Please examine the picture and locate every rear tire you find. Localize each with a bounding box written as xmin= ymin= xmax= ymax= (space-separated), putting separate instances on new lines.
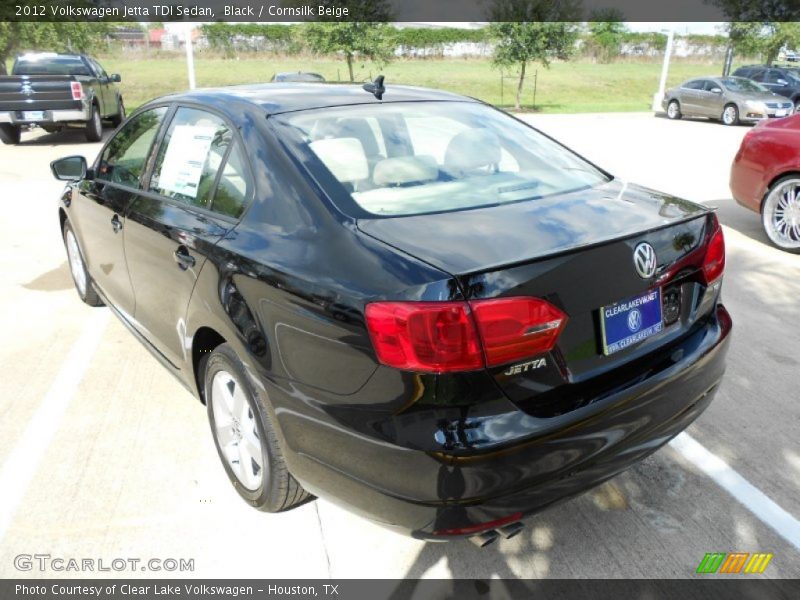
xmin=110 ymin=97 xmax=125 ymax=128
xmin=722 ymin=104 xmax=739 ymax=126
xmin=666 ymin=100 xmax=682 ymax=120
xmin=85 ymin=104 xmax=102 ymax=142
xmin=62 ymin=220 xmax=104 ymax=306
xmin=205 ymin=343 xmax=313 ymax=512
xmin=0 ymin=124 xmax=21 ymax=145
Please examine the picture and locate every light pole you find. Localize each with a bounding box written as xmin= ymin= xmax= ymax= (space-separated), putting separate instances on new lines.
xmin=652 ymin=28 xmax=675 ymax=112
xmin=184 ymin=24 xmax=196 ymax=90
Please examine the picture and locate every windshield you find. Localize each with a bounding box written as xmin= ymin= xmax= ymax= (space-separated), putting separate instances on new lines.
xmin=277 ymin=101 xmax=609 ymax=217
xmin=13 ymin=56 xmax=91 ymax=76
xmin=721 ymin=77 xmax=768 ymax=93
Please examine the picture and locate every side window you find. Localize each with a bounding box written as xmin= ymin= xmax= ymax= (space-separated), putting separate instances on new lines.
xmin=703 ymin=80 xmax=720 ymax=92
xmin=91 ymin=59 xmax=108 ymax=80
xmin=682 ymin=80 xmax=704 ymax=90
xmin=150 ymin=108 xmax=233 ymax=209
xmin=97 ymin=107 xmax=167 ymax=188
xmin=750 ymin=69 xmax=766 ymax=82
xmin=210 ymin=142 xmax=251 ymax=218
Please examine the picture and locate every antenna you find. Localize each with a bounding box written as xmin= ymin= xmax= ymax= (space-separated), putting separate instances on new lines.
xmin=363 ymin=75 xmax=386 ymax=100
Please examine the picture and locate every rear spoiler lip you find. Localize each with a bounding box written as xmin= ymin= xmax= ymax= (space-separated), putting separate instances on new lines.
xmin=452 ymin=209 xmax=715 ymax=279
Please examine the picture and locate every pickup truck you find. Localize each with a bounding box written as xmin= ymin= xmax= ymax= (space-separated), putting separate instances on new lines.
xmin=0 ymin=53 xmax=125 ymax=144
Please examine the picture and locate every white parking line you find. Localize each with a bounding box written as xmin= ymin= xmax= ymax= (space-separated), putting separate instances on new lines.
xmin=0 ymin=311 xmax=109 ymax=543
xmin=670 ymin=432 xmax=800 ymax=551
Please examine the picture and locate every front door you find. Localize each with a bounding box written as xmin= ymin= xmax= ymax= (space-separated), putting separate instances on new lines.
xmin=123 ymin=106 xmax=252 ymax=367
xmin=70 ymin=106 xmax=168 ymax=317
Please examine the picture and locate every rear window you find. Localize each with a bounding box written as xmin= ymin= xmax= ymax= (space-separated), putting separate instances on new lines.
xmin=13 ymin=56 xmax=91 ymax=76
xmin=277 ymin=102 xmax=609 ymax=217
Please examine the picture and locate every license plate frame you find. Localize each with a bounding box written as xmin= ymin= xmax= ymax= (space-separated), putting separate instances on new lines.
xmin=22 ymin=111 xmax=45 ymax=121
xmin=600 ymin=288 xmax=664 ymax=356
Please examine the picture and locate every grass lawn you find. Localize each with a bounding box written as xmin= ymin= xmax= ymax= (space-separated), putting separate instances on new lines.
xmin=97 ymin=54 xmax=731 ymax=113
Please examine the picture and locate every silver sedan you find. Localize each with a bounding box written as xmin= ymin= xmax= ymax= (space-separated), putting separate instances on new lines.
xmin=663 ymin=76 xmax=793 ymax=125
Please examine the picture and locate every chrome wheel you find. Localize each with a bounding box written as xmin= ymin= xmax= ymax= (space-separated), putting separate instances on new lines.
xmin=722 ymin=105 xmax=738 ymax=125
xmin=210 ymin=370 xmax=264 ymax=491
xmin=763 ymin=179 xmax=800 ymax=250
xmin=667 ymin=100 xmax=680 ymax=119
xmin=65 ymin=229 xmax=87 ymax=297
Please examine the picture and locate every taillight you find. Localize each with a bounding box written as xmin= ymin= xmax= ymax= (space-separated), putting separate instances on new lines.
xmin=365 ymin=302 xmax=483 ymax=372
xmin=703 ymin=215 xmax=725 ymax=284
xmin=70 ymin=82 xmax=83 ymax=101
xmin=470 ymin=297 xmax=567 ymax=367
xmin=365 ymin=297 xmax=566 ymax=373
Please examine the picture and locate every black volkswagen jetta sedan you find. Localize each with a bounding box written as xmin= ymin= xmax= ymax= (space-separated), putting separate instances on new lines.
xmin=51 ymin=82 xmax=731 ymax=546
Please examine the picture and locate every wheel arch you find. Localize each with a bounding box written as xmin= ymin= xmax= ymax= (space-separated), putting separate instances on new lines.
xmin=761 ymin=171 xmax=800 ymax=213
xmin=191 ymin=326 xmax=227 ymax=404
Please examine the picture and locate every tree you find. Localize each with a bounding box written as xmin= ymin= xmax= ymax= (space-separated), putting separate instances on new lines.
xmin=304 ymin=22 xmax=395 ymax=82
xmin=297 ymin=0 xmax=394 ymax=82
xmin=587 ymin=9 xmax=627 ymax=63
xmin=488 ymin=0 xmax=581 ymax=110
xmin=0 ymin=23 xmax=109 ymax=75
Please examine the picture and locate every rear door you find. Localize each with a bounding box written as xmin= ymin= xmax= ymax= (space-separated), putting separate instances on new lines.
xmin=123 ymin=105 xmax=253 ymax=367
xmin=71 ymin=106 xmax=169 ymax=317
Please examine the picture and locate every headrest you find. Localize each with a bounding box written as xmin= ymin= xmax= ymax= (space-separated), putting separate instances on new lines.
xmin=373 ymin=156 xmax=438 ymax=186
xmin=309 ymin=137 xmax=369 ymax=183
xmin=444 ymin=128 xmax=502 ymax=174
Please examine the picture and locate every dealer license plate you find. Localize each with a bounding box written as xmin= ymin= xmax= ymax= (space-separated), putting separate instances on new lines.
xmin=22 ymin=111 xmax=45 ymax=121
xmin=600 ymin=288 xmax=663 ymax=355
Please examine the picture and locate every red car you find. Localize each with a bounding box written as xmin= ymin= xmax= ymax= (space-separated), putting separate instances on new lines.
xmin=731 ymin=115 xmax=800 ymax=252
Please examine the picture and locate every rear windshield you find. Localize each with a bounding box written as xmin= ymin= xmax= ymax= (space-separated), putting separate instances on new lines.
xmin=276 ymin=101 xmax=609 ymax=217
xmin=13 ymin=56 xmax=91 ymax=76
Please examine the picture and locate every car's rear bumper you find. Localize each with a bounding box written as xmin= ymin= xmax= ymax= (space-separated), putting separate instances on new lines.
xmin=272 ymin=303 xmax=731 ymax=539
xmin=0 ymin=108 xmax=90 ymax=125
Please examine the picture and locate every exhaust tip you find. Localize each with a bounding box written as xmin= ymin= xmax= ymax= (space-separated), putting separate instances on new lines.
xmin=497 ymin=521 xmax=524 ymax=540
xmin=469 ymin=530 xmax=499 ymax=548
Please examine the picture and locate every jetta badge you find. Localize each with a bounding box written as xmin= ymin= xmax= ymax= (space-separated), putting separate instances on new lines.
xmin=633 ymin=242 xmax=657 ymax=279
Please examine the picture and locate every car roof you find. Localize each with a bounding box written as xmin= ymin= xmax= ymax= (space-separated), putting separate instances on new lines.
xmin=16 ymin=52 xmax=85 ymax=61
xmin=149 ymin=83 xmax=478 ymax=116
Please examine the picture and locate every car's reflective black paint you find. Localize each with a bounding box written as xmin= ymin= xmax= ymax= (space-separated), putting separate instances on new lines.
xmin=57 ymin=84 xmax=731 ymax=539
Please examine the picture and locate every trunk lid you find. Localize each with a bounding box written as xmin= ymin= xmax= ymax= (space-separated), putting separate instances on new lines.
xmin=358 ymin=180 xmax=717 ymax=416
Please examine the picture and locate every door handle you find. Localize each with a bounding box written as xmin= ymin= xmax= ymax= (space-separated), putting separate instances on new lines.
xmin=111 ymin=214 xmax=122 ymax=233
xmin=173 ymin=245 xmax=196 ymax=270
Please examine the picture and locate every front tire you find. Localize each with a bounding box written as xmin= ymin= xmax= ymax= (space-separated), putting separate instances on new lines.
xmin=62 ymin=220 xmax=104 ymax=306
xmin=666 ymin=100 xmax=682 ymax=120
xmin=85 ymin=104 xmax=102 ymax=142
xmin=205 ymin=344 xmax=312 ymax=512
xmin=0 ymin=124 xmax=21 ymax=145
xmin=722 ymin=104 xmax=739 ymax=126
xmin=761 ymin=176 xmax=800 ymax=253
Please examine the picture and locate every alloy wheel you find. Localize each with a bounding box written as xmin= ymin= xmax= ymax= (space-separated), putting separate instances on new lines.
xmin=723 ymin=105 xmax=738 ymax=125
xmin=667 ymin=101 xmax=679 ymax=119
xmin=210 ymin=370 xmax=265 ymax=491
xmin=763 ymin=179 xmax=800 ymax=250
xmin=65 ymin=229 xmax=87 ymax=297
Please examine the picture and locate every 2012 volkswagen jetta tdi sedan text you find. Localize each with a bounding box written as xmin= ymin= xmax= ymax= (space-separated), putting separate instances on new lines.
xmin=51 ymin=82 xmax=731 ymax=545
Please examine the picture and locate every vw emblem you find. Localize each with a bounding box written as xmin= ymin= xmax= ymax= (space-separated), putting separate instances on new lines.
xmin=633 ymin=242 xmax=657 ymax=279
xmin=627 ymin=309 xmax=642 ymax=332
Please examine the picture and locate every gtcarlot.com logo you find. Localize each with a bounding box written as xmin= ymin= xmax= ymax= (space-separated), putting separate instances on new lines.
xmin=696 ymin=552 xmax=773 ymax=574
xmin=14 ymin=554 xmax=194 ymax=573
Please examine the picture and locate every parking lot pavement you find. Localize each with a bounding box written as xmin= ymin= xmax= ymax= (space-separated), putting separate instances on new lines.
xmin=0 ymin=115 xmax=798 ymax=580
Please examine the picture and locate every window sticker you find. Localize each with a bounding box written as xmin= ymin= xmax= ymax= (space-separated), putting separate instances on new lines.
xmin=157 ymin=125 xmax=217 ymax=198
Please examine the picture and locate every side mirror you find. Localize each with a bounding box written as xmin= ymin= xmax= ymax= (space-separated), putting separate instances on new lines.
xmin=777 ymin=79 xmax=788 ymax=86
xmin=51 ymin=156 xmax=88 ymax=181
xmin=110 ymin=74 xmax=121 ymax=83
xmin=710 ymin=87 xmax=723 ymax=94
